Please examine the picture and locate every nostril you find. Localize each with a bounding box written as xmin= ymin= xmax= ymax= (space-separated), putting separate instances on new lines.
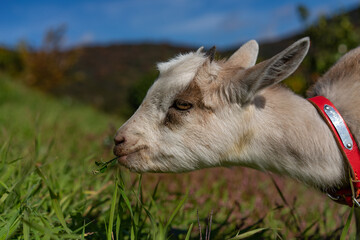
xmin=114 ymin=135 xmax=126 ymax=145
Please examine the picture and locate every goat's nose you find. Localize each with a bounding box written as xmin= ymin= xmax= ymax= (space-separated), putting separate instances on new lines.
xmin=114 ymin=135 xmax=126 ymax=146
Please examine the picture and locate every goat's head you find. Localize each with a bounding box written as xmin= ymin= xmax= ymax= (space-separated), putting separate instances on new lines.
xmin=113 ymin=38 xmax=310 ymax=173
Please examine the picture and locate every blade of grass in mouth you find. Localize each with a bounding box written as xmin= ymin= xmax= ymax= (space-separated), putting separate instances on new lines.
xmin=93 ymin=156 xmax=119 ymax=174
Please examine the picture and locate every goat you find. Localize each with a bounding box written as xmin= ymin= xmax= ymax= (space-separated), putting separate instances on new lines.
xmin=113 ymin=37 xmax=360 ymax=236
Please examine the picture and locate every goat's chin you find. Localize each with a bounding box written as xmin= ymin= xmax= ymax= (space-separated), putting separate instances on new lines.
xmin=117 ymin=151 xmax=146 ymax=173
xmin=117 ymin=154 xmax=189 ymax=173
xmin=117 ymin=150 xmax=166 ymax=173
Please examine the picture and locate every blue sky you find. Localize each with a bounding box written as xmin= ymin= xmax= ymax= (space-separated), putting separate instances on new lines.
xmin=1 ymin=0 xmax=359 ymax=49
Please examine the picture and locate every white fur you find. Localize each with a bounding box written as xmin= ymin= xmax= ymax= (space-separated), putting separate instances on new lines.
xmin=114 ymin=38 xmax=352 ymax=192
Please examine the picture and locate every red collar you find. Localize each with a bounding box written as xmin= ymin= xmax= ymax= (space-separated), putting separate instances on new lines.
xmin=308 ymin=96 xmax=360 ymax=207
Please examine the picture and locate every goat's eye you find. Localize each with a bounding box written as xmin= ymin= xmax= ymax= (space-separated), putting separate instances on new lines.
xmin=173 ymin=100 xmax=192 ymax=111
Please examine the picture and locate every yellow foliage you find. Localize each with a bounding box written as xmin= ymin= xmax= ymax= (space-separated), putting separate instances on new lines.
xmin=19 ymin=25 xmax=80 ymax=90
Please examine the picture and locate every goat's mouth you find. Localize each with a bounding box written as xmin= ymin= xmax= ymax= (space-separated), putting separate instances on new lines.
xmin=113 ymin=145 xmax=148 ymax=167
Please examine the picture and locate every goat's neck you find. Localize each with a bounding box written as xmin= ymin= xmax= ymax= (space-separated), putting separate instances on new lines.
xmin=228 ymin=87 xmax=347 ymax=191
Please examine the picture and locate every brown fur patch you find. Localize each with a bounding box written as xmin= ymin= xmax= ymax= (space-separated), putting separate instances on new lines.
xmin=176 ymin=80 xmax=212 ymax=111
xmin=163 ymin=108 xmax=188 ymax=129
xmin=163 ymin=70 xmax=214 ymax=129
xmin=234 ymin=130 xmax=254 ymax=155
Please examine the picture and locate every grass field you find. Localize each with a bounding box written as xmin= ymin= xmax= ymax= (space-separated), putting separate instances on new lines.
xmin=0 ymin=75 xmax=356 ymax=239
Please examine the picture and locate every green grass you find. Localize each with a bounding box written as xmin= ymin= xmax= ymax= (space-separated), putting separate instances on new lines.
xmin=0 ymin=75 xmax=357 ymax=239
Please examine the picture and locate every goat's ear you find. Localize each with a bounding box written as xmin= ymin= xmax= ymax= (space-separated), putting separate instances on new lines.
xmin=239 ymin=37 xmax=310 ymax=102
xmin=227 ymin=40 xmax=259 ymax=68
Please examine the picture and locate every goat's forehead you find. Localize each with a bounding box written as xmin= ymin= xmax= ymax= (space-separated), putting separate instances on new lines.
xmin=157 ymin=51 xmax=207 ymax=76
xmin=145 ymin=52 xmax=207 ymax=109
